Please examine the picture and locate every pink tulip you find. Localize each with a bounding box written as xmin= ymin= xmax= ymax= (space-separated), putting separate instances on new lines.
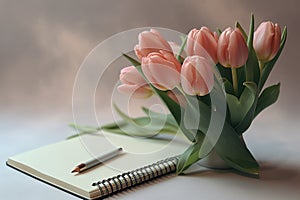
xmin=217 ymin=27 xmax=248 ymax=68
xmin=253 ymin=21 xmax=281 ymax=62
xmin=187 ymin=27 xmax=219 ymax=64
xmin=134 ymin=29 xmax=173 ymax=60
xmin=118 ymin=66 xmax=153 ymax=98
xmin=181 ymin=56 xmax=214 ymax=96
xmin=142 ymin=50 xmax=181 ymax=91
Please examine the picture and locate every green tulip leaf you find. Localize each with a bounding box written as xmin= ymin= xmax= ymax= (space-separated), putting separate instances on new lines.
xmin=226 ymin=82 xmax=258 ymax=127
xmin=113 ymin=103 xmax=178 ymax=137
xmin=214 ymin=122 xmax=259 ymax=176
xmin=142 ymin=107 xmax=178 ymax=128
xmin=223 ymin=78 xmax=234 ymax=95
xmin=122 ymin=53 xmax=141 ymax=67
xmin=233 ymin=82 xmax=258 ymax=134
xmin=176 ymin=36 xmax=187 ymax=62
xmin=177 ymin=134 xmax=205 ymax=174
xmin=102 ymin=119 xmax=178 ymax=137
xmin=67 ymin=124 xmax=102 ymax=139
xmin=156 ymin=89 xmax=199 ymax=142
xmin=258 ymin=26 xmax=287 ymax=91
xmin=245 ymin=14 xmax=260 ymax=85
xmin=217 ymin=63 xmax=232 ymax=83
xmin=237 ymin=67 xmax=246 ymax=96
xmin=100 ymin=121 xmax=127 ymax=129
xmin=69 ymin=123 xmax=101 ymax=133
xmin=234 ymin=100 xmax=257 ymax=134
xmin=68 ymin=106 xmax=179 ymax=139
xmin=255 ymin=83 xmax=280 ymax=117
xmin=236 ymin=21 xmax=248 ymax=41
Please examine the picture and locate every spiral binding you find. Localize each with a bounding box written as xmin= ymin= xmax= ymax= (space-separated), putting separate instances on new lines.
xmin=92 ymin=156 xmax=178 ymax=197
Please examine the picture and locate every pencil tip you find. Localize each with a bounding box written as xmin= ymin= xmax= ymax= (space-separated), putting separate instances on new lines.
xmin=118 ymin=147 xmax=123 ymax=151
xmin=71 ymin=167 xmax=80 ymax=173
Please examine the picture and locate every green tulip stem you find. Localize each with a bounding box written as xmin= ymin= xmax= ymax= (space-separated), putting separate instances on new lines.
xmin=175 ymin=85 xmax=185 ymax=97
xmin=259 ymin=60 xmax=265 ymax=77
xmin=231 ymin=67 xmax=238 ymax=96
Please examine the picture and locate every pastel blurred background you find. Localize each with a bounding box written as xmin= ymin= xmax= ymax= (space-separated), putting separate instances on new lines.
xmin=1 ymin=0 xmax=299 ymax=199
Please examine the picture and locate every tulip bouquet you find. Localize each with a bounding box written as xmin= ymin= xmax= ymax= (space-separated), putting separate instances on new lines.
xmin=71 ymin=15 xmax=287 ymax=177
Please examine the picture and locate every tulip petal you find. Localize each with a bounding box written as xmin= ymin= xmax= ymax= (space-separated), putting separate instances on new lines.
xmin=120 ymin=66 xmax=146 ymax=85
xmin=142 ymin=51 xmax=181 ymax=91
xmin=136 ymin=29 xmax=173 ymax=59
xmin=117 ymin=84 xmax=152 ymax=99
xmin=118 ymin=65 xmax=152 ymax=98
xmin=148 ymin=62 xmax=180 ymax=90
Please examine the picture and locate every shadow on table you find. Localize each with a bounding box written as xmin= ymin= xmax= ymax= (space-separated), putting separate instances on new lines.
xmin=259 ymin=161 xmax=300 ymax=181
xmin=185 ymin=160 xmax=300 ymax=192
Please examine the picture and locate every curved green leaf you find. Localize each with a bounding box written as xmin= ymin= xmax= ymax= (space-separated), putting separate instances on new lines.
xmin=234 ymin=82 xmax=259 ymax=134
xmin=255 ymin=83 xmax=280 ymax=117
xmin=226 ymin=82 xmax=258 ymax=127
xmin=155 ymin=89 xmax=197 ymax=142
xmin=113 ymin=103 xmax=178 ymax=137
xmin=234 ymin=101 xmax=257 ymax=134
xmin=223 ymin=78 xmax=234 ymax=95
xmin=177 ymin=134 xmax=205 ymax=174
xmin=215 ymin=122 xmax=259 ymax=176
xmin=142 ymin=107 xmax=178 ymax=128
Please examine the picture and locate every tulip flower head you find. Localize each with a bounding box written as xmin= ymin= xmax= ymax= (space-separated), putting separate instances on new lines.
xmin=187 ymin=27 xmax=219 ymax=64
xmin=134 ymin=29 xmax=173 ymax=60
xmin=118 ymin=66 xmax=153 ymax=98
xmin=142 ymin=50 xmax=181 ymax=91
xmin=253 ymin=21 xmax=281 ymax=62
xmin=217 ymin=27 xmax=248 ymax=68
xmin=181 ymin=56 xmax=214 ymax=96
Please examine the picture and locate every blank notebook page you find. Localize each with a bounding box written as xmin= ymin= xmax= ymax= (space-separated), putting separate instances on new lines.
xmin=7 ymin=133 xmax=189 ymax=199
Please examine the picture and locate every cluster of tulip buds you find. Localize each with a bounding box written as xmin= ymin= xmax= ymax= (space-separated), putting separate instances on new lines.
xmin=118 ymin=20 xmax=282 ymax=100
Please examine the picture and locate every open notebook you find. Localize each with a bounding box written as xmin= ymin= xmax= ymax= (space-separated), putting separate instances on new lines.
xmin=7 ymin=133 xmax=189 ymax=199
